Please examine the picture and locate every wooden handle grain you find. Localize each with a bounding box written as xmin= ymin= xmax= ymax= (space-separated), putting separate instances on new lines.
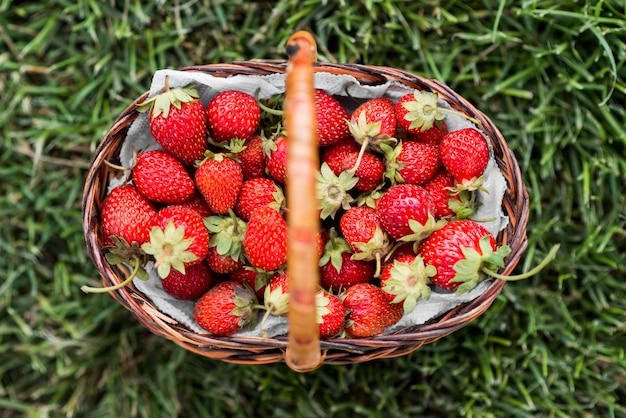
xmin=283 ymin=31 xmax=323 ymax=372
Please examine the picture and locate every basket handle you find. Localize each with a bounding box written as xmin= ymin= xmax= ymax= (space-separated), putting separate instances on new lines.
xmin=283 ymin=31 xmax=323 ymax=372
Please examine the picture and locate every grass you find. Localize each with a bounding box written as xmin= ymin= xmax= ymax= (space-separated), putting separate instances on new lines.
xmin=1 ymin=0 xmax=625 ymax=416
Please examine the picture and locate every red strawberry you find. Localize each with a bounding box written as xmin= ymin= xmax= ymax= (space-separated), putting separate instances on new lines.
xmin=161 ymin=261 xmax=213 ymax=300
xmin=316 ymin=291 xmax=345 ymax=338
xmin=376 ymin=184 xmax=437 ymax=240
xmin=234 ymin=177 xmax=284 ymax=221
xmin=264 ymin=135 xmax=288 ymax=183
xmin=194 ymin=281 xmax=258 ymax=336
xmin=138 ymin=81 xmax=207 ymax=166
xmin=237 ymin=134 xmax=267 ymax=180
xmin=315 ymin=89 xmax=351 ymax=146
xmin=348 ymin=97 xmax=397 ymax=153
xmin=195 ymin=153 xmax=243 ymax=214
xmin=132 ymin=150 xmax=195 ymax=204
xmin=380 ymin=254 xmax=435 ymax=313
xmin=319 ymin=234 xmax=374 ymax=291
xmin=206 ymin=90 xmax=261 ymax=142
xmin=342 ymin=283 xmax=403 ymax=338
xmin=383 ymin=141 xmax=441 ymax=186
xmin=142 ymin=205 xmax=210 ymax=278
xmin=179 ymin=192 xmax=214 ymax=218
xmin=206 ymin=246 xmax=243 ymax=274
xmin=321 ymin=252 xmax=375 ymax=291
xmin=407 ymin=120 xmax=448 ymax=145
xmin=417 ymin=220 xmax=508 ymax=293
xmin=339 ymin=206 xmax=392 ymax=277
xmin=339 ymin=151 xmax=384 ymax=192
xmin=440 ymin=128 xmax=490 ymax=191
xmin=321 ymin=139 xmax=360 ymax=173
xmin=243 ymin=206 xmax=287 ymax=271
xmin=423 ymin=169 xmax=473 ymax=219
xmin=100 ymin=184 xmax=157 ymax=247
xmin=384 ymin=242 xmax=417 ymax=266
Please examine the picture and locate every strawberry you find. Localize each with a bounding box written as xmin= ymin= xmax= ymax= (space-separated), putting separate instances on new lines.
xmin=194 ymin=281 xmax=258 ymax=336
xmin=234 ymin=177 xmax=284 ymax=221
xmin=237 ymin=134 xmax=267 ymax=180
xmin=137 ymin=80 xmax=207 ymax=166
xmin=376 ymin=184 xmax=437 ymax=241
xmin=440 ymin=128 xmax=490 ymax=191
xmin=407 ymin=120 xmax=448 ymax=145
xmin=319 ymin=233 xmax=374 ymax=291
xmin=339 ymin=206 xmax=392 ymax=277
xmin=342 ymin=283 xmax=403 ymax=338
xmin=100 ymin=184 xmax=157 ymax=247
xmin=314 ymin=89 xmax=351 ymax=146
xmin=423 ymin=169 xmax=474 ymax=219
xmin=417 ymin=220 xmax=507 ymax=293
xmin=243 ymin=206 xmax=287 ymax=271
xmin=380 ymin=254 xmax=435 ymax=313
xmin=321 ymin=139 xmax=360 ymax=173
xmin=316 ymin=291 xmax=345 ymax=338
xmin=206 ymin=90 xmax=261 ymax=142
xmin=339 ymin=150 xmax=385 ymax=192
xmin=382 ymin=141 xmax=441 ymax=186
xmin=264 ymin=135 xmax=288 ymax=183
xmin=205 ymin=246 xmax=243 ymax=274
xmin=132 ymin=150 xmax=195 ymax=204
xmin=161 ymin=261 xmax=213 ymax=300
xmin=195 ymin=153 xmax=243 ymax=214
xmin=141 ymin=205 xmax=210 ymax=278
xmin=179 ymin=192 xmax=214 ymax=218
xmin=348 ymin=97 xmax=397 ymax=153
xmin=384 ymin=242 xmax=417 ymax=266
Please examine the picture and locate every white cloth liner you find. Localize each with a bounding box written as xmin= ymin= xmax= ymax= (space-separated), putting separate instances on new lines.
xmin=113 ymin=69 xmax=510 ymax=338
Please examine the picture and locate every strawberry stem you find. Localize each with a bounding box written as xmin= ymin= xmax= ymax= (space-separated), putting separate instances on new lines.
xmin=435 ymin=106 xmax=481 ymax=125
xmin=81 ymin=258 xmax=141 ymax=293
xmin=254 ymin=88 xmax=284 ymax=116
xmin=481 ymin=244 xmax=560 ymax=281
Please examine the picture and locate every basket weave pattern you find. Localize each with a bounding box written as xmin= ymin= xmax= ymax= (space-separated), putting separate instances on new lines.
xmin=83 ymin=61 xmax=529 ymax=365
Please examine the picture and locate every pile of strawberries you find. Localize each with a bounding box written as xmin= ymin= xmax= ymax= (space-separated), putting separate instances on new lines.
xmin=90 ymin=76 xmax=516 ymax=339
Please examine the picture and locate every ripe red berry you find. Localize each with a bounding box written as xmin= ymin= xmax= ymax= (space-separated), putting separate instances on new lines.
xmin=206 ymin=90 xmax=261 ymax=142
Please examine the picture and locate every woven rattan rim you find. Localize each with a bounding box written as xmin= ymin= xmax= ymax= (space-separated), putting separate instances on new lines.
xmin=82 ymin=61 xmax=529 ymax=365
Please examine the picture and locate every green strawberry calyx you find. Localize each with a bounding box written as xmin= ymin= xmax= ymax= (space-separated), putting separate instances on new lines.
xmin=399 ymin=215 xmax=448 ymax=249
xmin=348 ymin=111 xmax=398 ymax=154
xmin=315 ymin=291 xmax=332 ymax=325
xmin=137 ymin=76 xmax=200 ymax=119
xmin=351 ymin=226 xmax=393 ymax=278
xmin=316 ymin=162 xmax=358 ymax=220
xmin=452 ymin=237 xmax=560 ymax=295
xmin=379 ymin=142 xmax=406 ymax=185
xmin=204 ymin=211 xmax=247 ymax=263
xmin=81 ymin=236 xmax=150 ymax=294
xmin=402 ymin=90 xmax=480 ymax=131
xmin=141 ymin=221 xmax=198 ymax=279
xmin=231 ymin=284 xmax=259 ymax=330
xmin=318 ymin=229 xmax=352 ymax=272
xmin=382 ymin=256 xmax=436 ymax=313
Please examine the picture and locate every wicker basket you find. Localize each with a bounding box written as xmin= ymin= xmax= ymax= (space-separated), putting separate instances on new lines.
xmin=83 ymin=43 xmax=529 ymax=369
